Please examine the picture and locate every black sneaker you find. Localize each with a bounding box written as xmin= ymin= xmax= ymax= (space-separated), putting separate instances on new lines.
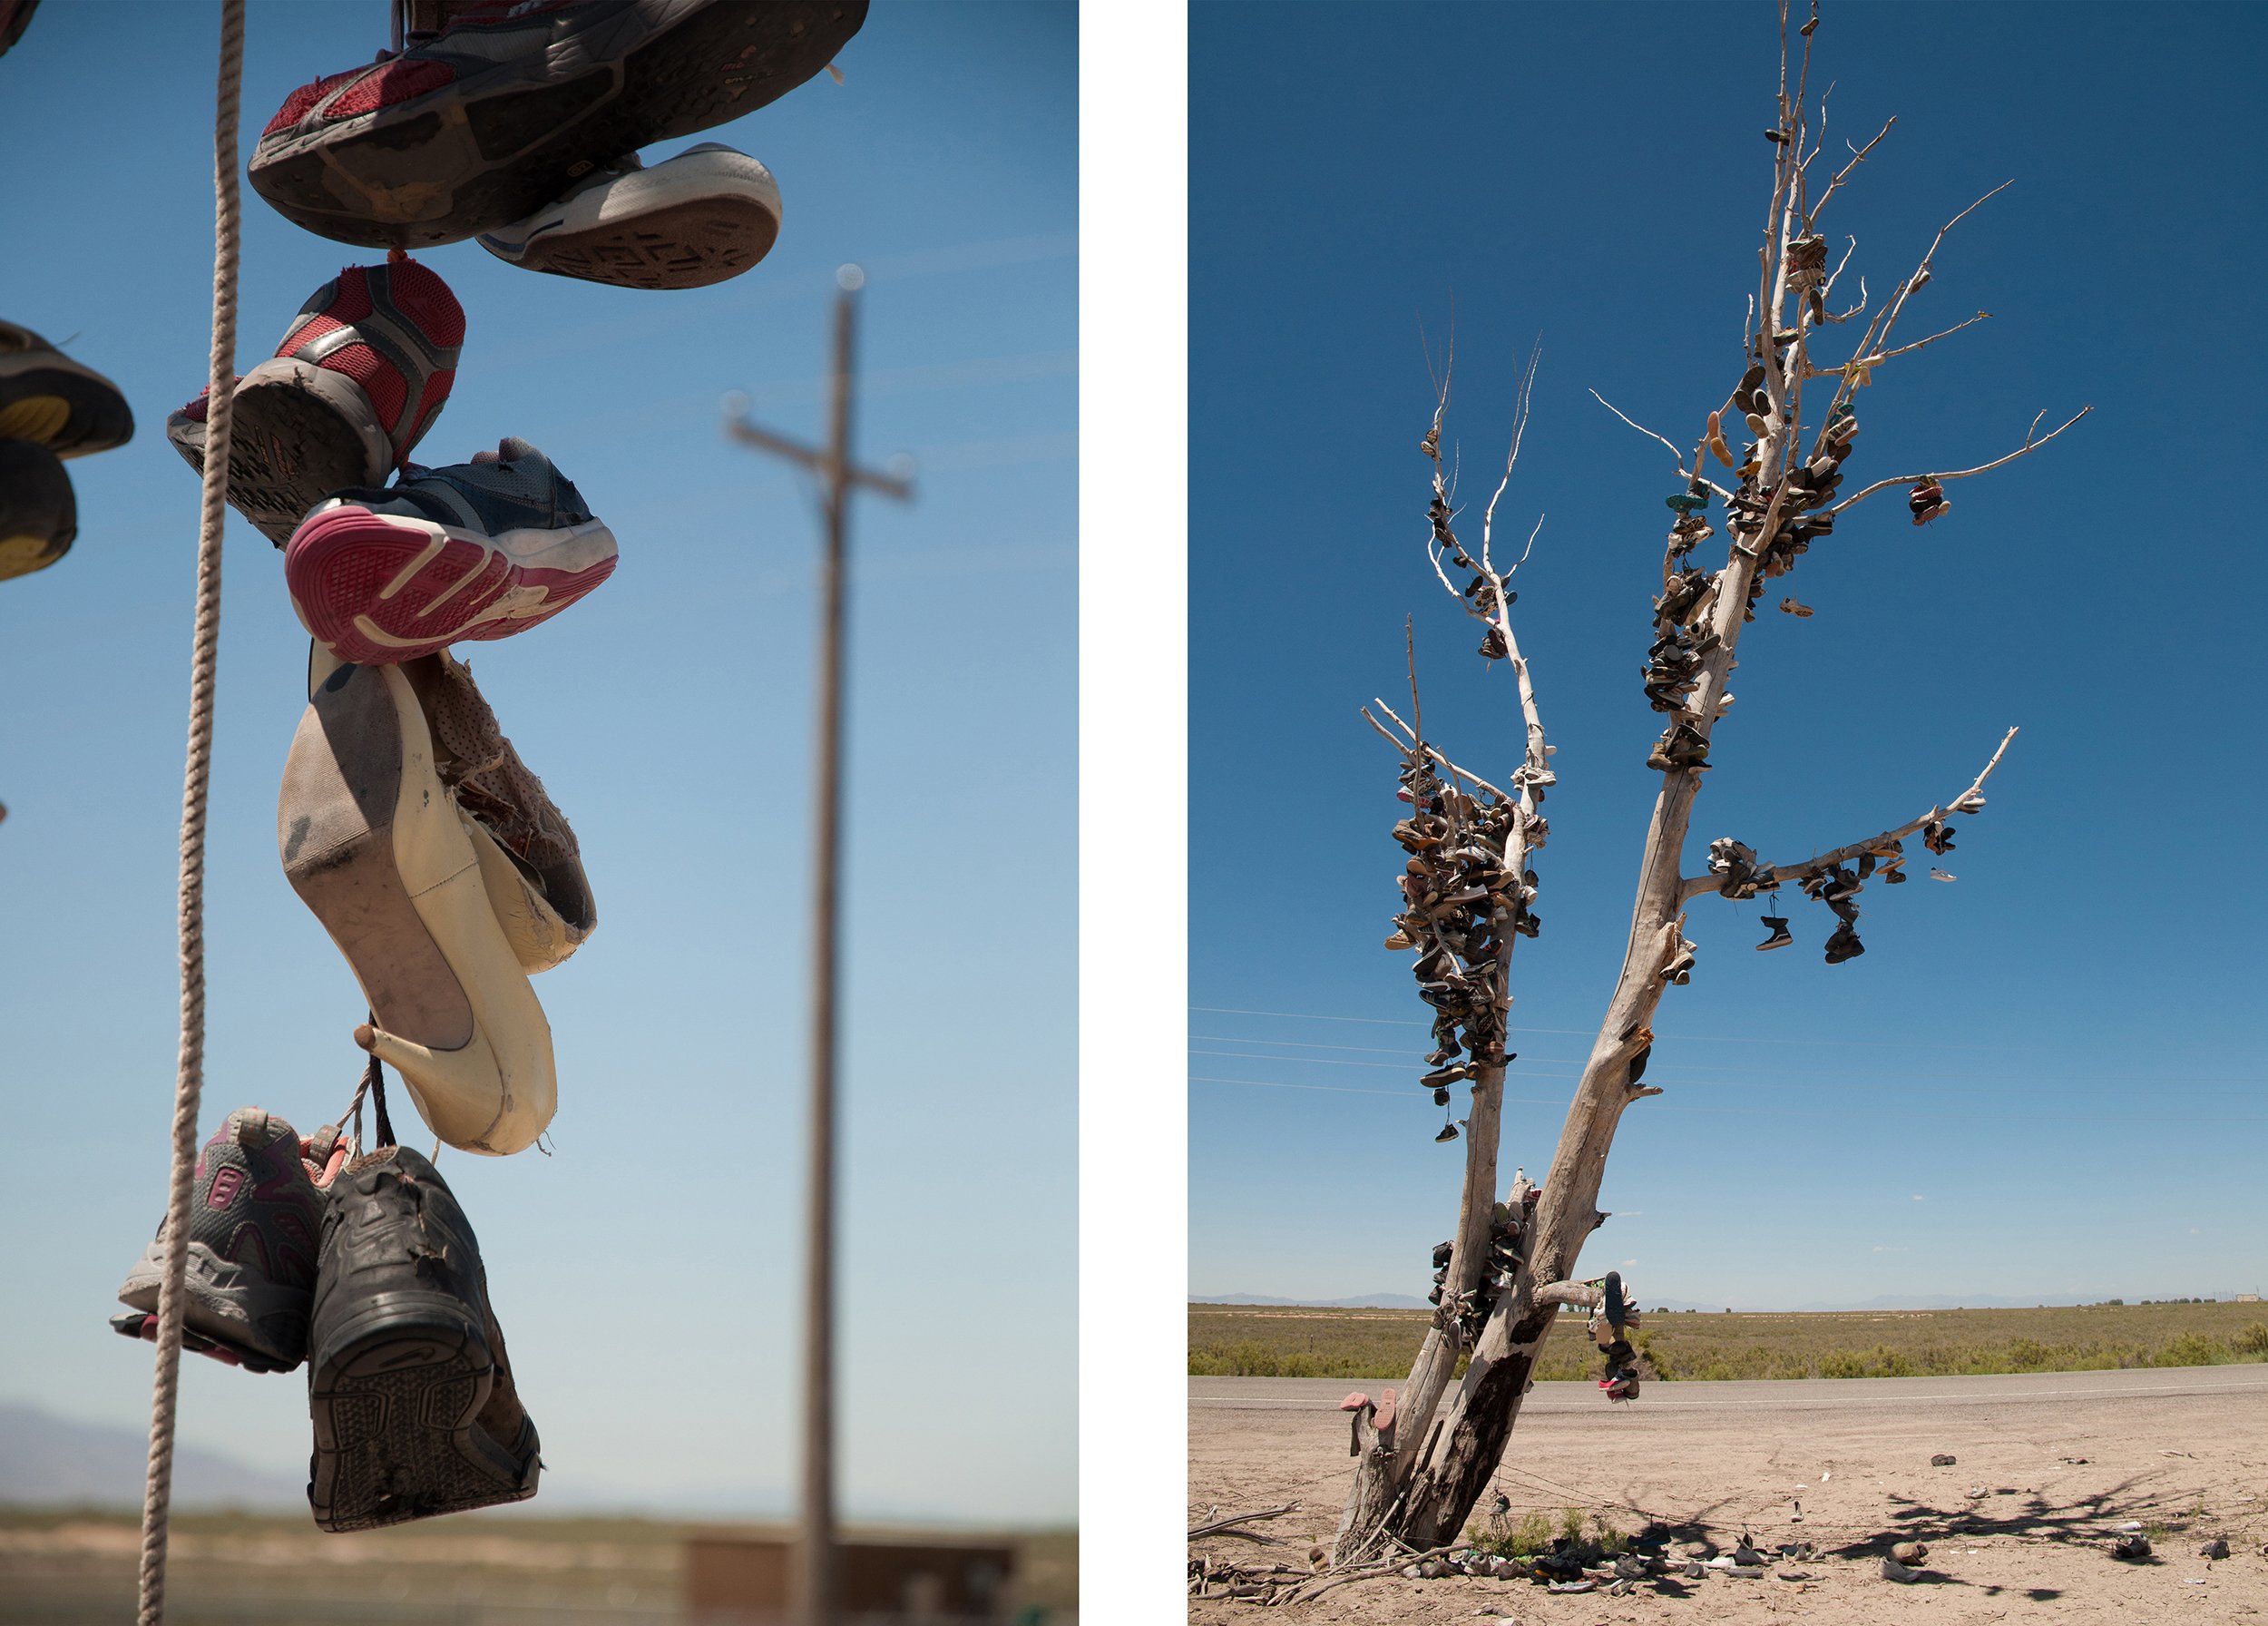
xmin=1755 ymin=916 xmax=1793 ymax=951
xmin=0 ymin=437 xmax=75 ymax=582
xmin=112 ymin=1107 xmax=333 ymax=1373
xmin=0 ymin=319 xmax=133 ymax=459
xmin=251 ymin=0 xmax=866 ymax=250
xmin=306 ymin=1145 xmax=539 ymax=1531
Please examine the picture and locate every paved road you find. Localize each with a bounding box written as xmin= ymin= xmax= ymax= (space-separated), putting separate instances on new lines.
xmin=1193 ymin=1365 xmax=2268 ymax=1415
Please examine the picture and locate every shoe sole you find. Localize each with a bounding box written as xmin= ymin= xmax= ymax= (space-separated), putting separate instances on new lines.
xmin=116 ymin=1239 xmax=310 ymax=1371
xmin=251 ymin=0 xmax=863 ymax=250
xmin=481 ymin=145 xmax=782 ymax=289
xmin=0 ymin=436 xmax=75 ymax=581
xmin=167 ymin=361 xmax=392 ymax=547
xmin=0 ymin=353 xmax=134 ymax=459
xmin=307 ymin=1288 xmax=538 ymax=1532
xmin=500 ymin=190 xmax=781 ymax=289
xmin=287 ymin=504 xmax=617 ymax=665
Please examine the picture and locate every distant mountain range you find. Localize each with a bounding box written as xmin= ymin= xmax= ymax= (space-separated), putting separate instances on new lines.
xmin=0 ymin=1402 xmax=302 ymax=1509
xmin=1197 ymin=1292 xmax=2198 ymax=1313
xmin=1194 ymin=1293 xmax=1430 ymax=1309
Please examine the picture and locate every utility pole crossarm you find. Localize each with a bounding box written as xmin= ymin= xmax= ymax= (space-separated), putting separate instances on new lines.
xmin=724 ymin=416 xmax=914 ymax=500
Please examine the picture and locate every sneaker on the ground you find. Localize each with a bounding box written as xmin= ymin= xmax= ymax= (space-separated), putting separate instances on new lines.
xmin=477 ymin=142 xmax=782 ymax=289
xmin=250 ymin=0 xmax=864 ymax=249
xmin=110 ymin=1108 xmax=338 ymax=1374
xmin=280 ymin=658 xmax=556 ymax=1155
xmin=167 ymin=260 xmax=464 ymax=546
xmin=308 ymin=1143 xmax=539 ymax=1531
xmin=0 ymin=320 xmax=133 ymax=459
xmin=0 ymin=437 xmax=75 ymax=582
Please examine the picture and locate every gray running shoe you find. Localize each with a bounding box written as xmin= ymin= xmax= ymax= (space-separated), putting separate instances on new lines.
xmin=112 ymin=1108 xmax=333 ymax=1374
xmin=478 ymin=142 xmax=783 ymax=289
xmin=307 ymin=1145 xmax=540 ymax=1531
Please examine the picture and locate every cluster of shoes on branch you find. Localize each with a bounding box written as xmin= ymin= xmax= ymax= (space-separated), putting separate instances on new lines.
xmin=1424 ymin=1189 xmax=1536 ymax=1341
xmin=1699 ymin=809 xmax=1971 ymax=965
xmin=1386 ymin=751 xmax=1533 ymax=1141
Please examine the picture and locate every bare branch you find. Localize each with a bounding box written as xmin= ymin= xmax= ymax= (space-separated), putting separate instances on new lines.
xmin=1588 ymin=387 xmax=1687 ymax=468
xmin=1481 ymin=346 xmax=1541 ymax=573
xmin=1806 ymin=113 xmax=1896 ymax=228
xmin=1822 ymin=405 xmax=2091 ymax=518
xmin=1855 ymin=179 xmax=2014 ymax=367
xmin=1811 ymin=311 xmax=1992 ymax=384
xmin=1679 ymin=727 xmax=2019 ymax=901
xmin=1364 ymin=701 xmax=1510 ymax=803
xmin=1535 ymin=1279 xmax=1603 ymax=1309
xmin=1191 ymin=1503 xmax=1300 ymax=1542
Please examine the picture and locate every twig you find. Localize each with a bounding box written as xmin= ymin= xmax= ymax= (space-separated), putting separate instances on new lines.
xmin=1481 ymin=346 xmax=1541 ymax=573
xmin=1822 ymin=406 xmax=2090 ymax=518
xmin=1811 ymin=311 xmax=1992 ymax=383
xmin=1189 ymin=1502 xmax=1301 ymax=1541
xmin=1679 ymin=726 xmax=2019 ymax=900
xmin=1806 ymin=113 xmax=1896 ymax=228
xmin=1588 ymin=388 xmax=1689 ymax=469
xmin=1364 ymin=701 xmax=1510 ymax=802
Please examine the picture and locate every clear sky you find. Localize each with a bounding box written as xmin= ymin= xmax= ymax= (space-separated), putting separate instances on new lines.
xmin=1190 ymin=3 xmax=2265 ymax=1311
xmin=0 ymin=0 xmax=1074 ymax=1523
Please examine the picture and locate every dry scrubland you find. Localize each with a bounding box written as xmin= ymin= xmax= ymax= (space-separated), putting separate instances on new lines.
xmin=0 ymin=1509 xmax=1077 ymax=1624
xmin=1189 ymin=1300 xmax=2268 ymax=1381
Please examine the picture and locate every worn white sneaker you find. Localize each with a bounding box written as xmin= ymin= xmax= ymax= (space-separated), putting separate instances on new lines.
xmin=476 ymin=143 xmax=783 ymax=290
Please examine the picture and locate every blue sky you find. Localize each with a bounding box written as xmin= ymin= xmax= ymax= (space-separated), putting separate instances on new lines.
xmin=0 ymin=0 xmax=1073 ymax=1523
xmin=1190 ymin=3 xmax=2265 ymax=1311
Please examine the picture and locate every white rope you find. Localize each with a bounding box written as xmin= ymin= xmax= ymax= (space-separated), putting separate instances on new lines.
xmin=138 ymin=3 xmax=244 ymax=1620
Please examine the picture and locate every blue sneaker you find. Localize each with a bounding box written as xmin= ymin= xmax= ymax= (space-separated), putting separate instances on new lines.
xmin=284 ymin=436 xmax=617 ymax=665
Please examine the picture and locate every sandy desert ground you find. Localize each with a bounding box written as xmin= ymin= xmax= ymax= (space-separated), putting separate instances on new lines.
xmin=1190 ymin=1366 xmax=2268 ymax=1623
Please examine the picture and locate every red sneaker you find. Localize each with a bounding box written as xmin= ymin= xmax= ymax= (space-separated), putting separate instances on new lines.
xmin=167 ymin=260 xmax=464 ymax=545
xmin=286 ymin=436 xmax=617 ymax=666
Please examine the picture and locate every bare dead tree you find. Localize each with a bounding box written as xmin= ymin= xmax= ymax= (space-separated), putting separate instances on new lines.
xmin=1332 ymin=0 xmax=2085 ymax=1565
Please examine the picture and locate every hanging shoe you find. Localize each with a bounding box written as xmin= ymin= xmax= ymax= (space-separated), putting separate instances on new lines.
xmin=279 ymin=659 xmax=555 ymax=1155
xmin=109 ymin=1108 xmax=336 ymax=1374
xmin=1779 ymin=596 xmax=1813 ymax=618
xmin=285 ymin=437 xmax=617 ymax=666
xmin=1435 ymin=1121 xmax=1461 ymax=1143
xmin=1823 ymin=921 xmax=1864 ymax=964
xmin=396 ymin=650 xmax=596 ymax=973
xmin=0 ymin=319 xmax=132 ymax=459
xmin=0 ymin=437 xmax=75 ymax=582
xmin=1930 ymin=867 xmax=1957 ymax=882
xmin=307 ymin=1143 xmax=539 ymax=1530
xmin=1755 ymin=915 xmax=1792 ymax=951
xmin=0 ymin=0 xmax=38 ymax=58
xmin=168 ymin=261 xmax=465 ymax=546
xmin=477 ymin=143 xmax=782 ymax=289
xmin=1921 ymin=818 xmax=1956 ymax=856
xmin=250 ymin=0 xmax=865 ymax=250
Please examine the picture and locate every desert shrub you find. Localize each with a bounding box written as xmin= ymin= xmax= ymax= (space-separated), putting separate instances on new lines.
xmin=2232 ymin=1322 xmax=2268 ymax=1357
xmin=1820 ymin=1350 xmax=1866 ymax=1379
xmin=2154 ymin=1332 xmax=2225 ymax=1368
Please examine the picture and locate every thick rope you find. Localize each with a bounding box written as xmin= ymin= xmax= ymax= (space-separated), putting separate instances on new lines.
xmin=137 ymin=3 xmax=245 ymax=1621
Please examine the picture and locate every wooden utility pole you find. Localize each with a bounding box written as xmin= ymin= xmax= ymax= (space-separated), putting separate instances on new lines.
xmin=726 ymin=266 xmax=914 ymax=1626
